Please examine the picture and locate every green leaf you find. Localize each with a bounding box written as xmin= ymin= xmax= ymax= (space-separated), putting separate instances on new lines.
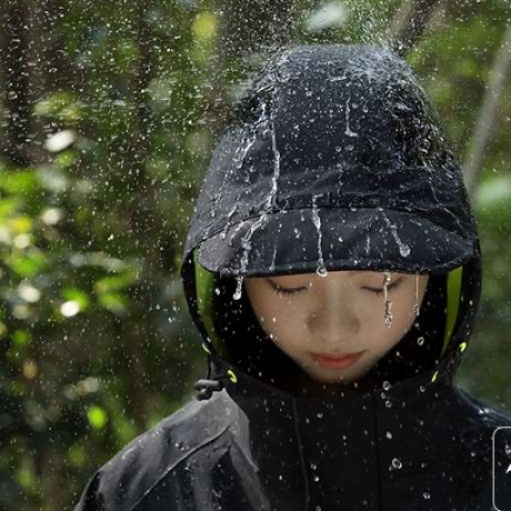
xmin=87 ymin=405 xmax=108 ymax=430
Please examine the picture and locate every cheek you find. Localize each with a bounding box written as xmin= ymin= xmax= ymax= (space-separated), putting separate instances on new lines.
xmin=253 ymin=299 xmax=307 ymax=342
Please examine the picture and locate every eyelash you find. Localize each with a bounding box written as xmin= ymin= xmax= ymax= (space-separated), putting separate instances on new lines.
xmin=269 ymin=279 xmax=403 ymax=296
xmin=269 ymin=281 xmax=307 ymax=295
xmin=365 ymin=279 xmax=402 ymax=295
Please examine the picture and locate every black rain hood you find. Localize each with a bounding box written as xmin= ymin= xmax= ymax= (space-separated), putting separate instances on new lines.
xmin=76 ymin=44 xmax=511 ymax=511
xmin=181 ymin=43 xmax=482 ymax=397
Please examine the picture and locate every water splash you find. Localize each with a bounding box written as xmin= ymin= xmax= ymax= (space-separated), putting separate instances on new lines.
xmin=268 ymin=117 xmax=281 ymax=210
xmin=220 ymin=206 xmax=239 ymax=240
xmin=381 ymin=212 xmax=410 ymax=257
xmin=235 ymin=131 xmax=257 ymax=169
xmin=233 ymin=214 xmax=269 ymax=300
xmin=312 ymin=196 xmax=327 ymax=277
xmin=382 ymin=271 xmax=393 ymax=327
xmin=233 ymin=101 xmax=280 ymax=301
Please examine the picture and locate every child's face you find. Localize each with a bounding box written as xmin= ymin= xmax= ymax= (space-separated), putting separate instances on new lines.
xmin=244 ymin=271 xmax=429 ymax=385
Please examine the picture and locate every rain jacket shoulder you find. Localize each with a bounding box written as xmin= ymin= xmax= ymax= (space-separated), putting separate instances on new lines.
xmin=75 ymin=44 xmax=511 ymax=511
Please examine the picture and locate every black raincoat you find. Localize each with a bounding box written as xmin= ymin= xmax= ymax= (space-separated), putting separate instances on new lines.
xmin=75 ymin=45 xmax=511 ymax=511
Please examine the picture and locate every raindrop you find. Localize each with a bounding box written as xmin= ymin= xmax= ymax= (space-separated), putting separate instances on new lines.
xmin=312 ymin=197 xmax=327 ymax=277
xmin=381 ymin=212 xmax=411 ymax=257
xmin=235 ymin=214 xmax=269 ymax=292
xmin=419 ymin=386 xmax=426 ymax=393
xmin=391 ymin=458 xmax=402 ymax=470
xmin=382 ymin=272 xmax=393 ymax=327
xmin=417 ymin=336 xmax=425 ymax=346
xmin=385 ymin=400 xmax=392 ymax=408
xmin=235 ymin=133 xmax=256 ymax=170
xmin=233 ymin=276 xmax=244 ymax=301
xmin=386 ymin=431 xmax=392 ymax=439
xmin=423 ymin=492 xmax=431 ymax=500
xmin=313 ymin=475 xmax=320 ymax=482
xmin=344 ymin=98 xmax=359 ymax=138
xmin=268 ymin=120 xmax=281 ymax=209
xmin=382 ymin=380 xmax=391 ymax=391
xmin=413 ymin=274 xmax=421 ymax=315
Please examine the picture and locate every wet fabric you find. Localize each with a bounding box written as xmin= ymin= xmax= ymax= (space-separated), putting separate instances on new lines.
xmin=75 ymin=44 xmax=511 ymax=511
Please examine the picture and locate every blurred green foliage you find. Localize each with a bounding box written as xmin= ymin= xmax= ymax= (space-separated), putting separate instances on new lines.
xmin=0 ymin=0 xmax=510 ymax=509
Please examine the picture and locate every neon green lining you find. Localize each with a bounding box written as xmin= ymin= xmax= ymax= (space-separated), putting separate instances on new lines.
xmin=193 ymin=250 xmax=218 ymax=347
xmin=440 ymin=266 xmax=463 ymax=358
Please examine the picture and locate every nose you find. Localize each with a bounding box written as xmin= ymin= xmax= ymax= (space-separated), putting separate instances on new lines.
xmin=307 ymin=299 xmax=360 ymax=347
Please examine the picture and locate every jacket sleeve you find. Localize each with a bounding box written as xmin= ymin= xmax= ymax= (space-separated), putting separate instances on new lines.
xmin=74 ymin=472 xmax=104 ymax=511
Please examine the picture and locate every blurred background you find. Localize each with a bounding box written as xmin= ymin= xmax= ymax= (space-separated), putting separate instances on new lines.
xmin=0 ymin=0 xmax=510 ymax=509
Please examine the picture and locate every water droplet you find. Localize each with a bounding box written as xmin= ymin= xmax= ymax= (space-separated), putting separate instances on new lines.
xmin=381 ymin=212 xmax=411 ymax=257
xmin=316 ymin=266 xmax=328 ymax=277
xmin=312 ymin=196 xmax=327 ymax=276
xmin=233 ymin=276 xmax=244 ymax=300
xmin=423 ymin=491 xmax=431 ymax=500
xmin=391 ymin=458 xmax=402 ymax=470
xmin=417 ymin=336 xmax=425 ymax=346
xmin=313 ymin=475 xmax=320 ymax=482
xmin=385 ymin=400 xmax=392 ymax=408
xmin=382 ymin=272 xmax=393 ymax=327
xmin=386 ymin=431 xmax=393 ymax=439
xmin=382 ymin=380 xmax=391 ymax=391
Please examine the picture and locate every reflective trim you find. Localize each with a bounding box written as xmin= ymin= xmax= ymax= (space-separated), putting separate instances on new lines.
xmin=201 ymin=342 xmax=212 ymax=354
xmin=227 ymin=369 xmax=238 ymax=383
xmin=440 ymin=267 xmax=463 ymax=358
xmin=459 ymin=342 xmax=468 ymax=353
xmin=431 ymin=370 xmax=439 ymax=383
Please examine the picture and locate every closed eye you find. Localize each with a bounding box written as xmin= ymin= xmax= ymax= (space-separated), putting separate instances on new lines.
xmin=363 ymin=278 xmax=403 ymax=295
xmin=268 ymin=279 xmax=308 ymax=295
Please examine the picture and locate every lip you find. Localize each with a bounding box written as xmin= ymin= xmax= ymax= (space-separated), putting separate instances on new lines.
xmin=311 ymin=351 xmax=364 ymax=369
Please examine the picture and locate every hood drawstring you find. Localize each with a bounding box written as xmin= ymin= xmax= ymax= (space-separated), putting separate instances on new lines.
xmin=194 ymin=355 xmax=229 ymax=401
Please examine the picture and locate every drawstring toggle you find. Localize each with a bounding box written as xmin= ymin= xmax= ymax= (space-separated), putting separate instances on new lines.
xmin=194 ymin=378 xmax=224 ymax=401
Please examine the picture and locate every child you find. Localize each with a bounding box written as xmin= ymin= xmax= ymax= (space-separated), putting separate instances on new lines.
xmin=75 ymin=44 xmax=511 ymax=510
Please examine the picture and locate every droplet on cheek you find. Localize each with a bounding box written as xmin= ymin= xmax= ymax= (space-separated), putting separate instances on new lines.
xmin=382 ymin=271 xmax=393 ymax=328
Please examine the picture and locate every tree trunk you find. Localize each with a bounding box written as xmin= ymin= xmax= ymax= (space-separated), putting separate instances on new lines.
xmin=390 ymin=0 xmax=443 ymax=56
xmin=0 ymin=0 xmax=57 ymax=166
xmin=463 ymin=21 xmax=511 ymax=192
